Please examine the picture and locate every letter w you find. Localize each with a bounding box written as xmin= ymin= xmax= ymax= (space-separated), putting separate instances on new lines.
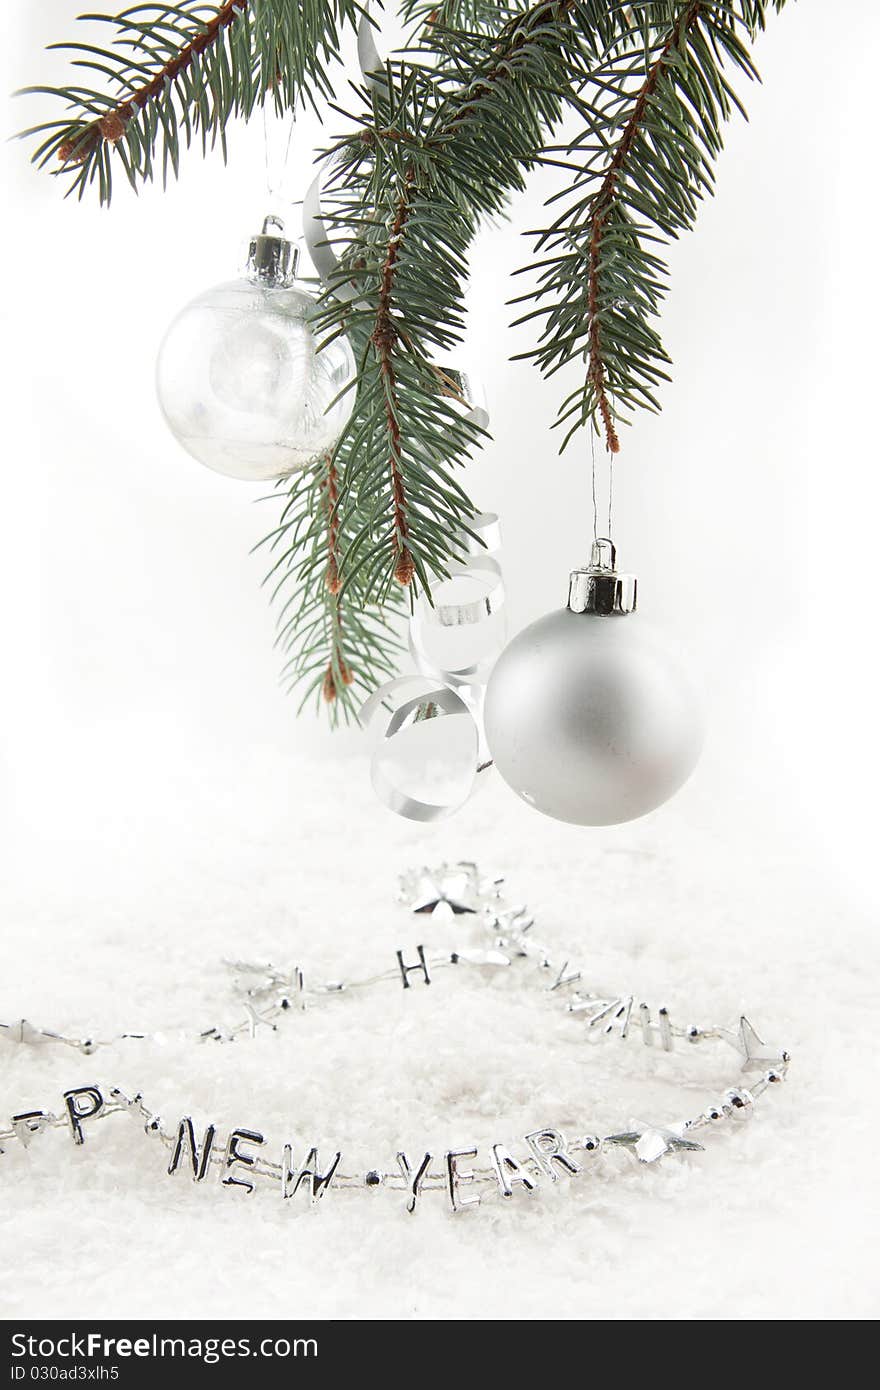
xmin=282 ymin=1145 xmax=341 ymax=1202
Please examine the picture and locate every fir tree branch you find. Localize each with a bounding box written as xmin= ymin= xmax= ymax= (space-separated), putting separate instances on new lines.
xmin=311 ymin=2 xmax=594 ymax=574
xmin=324 ymin=452 xmax=343 ymax=597
xmin=17 ymin=0 xmax=361 ymax=203
xmin=318 ymin=452 xmax=361 ymax=708
xmin=586 ymin=0 xmax=705 ymax=453
xmin=272 ymin=2 xmax=611 ymax=709
xmin=54 ymin=1 xmax=249 ymax=170
xmin=514 ymin=0 xmax=787 ymax=451
xmin=257 ymin=451 xmax=404 ymax=725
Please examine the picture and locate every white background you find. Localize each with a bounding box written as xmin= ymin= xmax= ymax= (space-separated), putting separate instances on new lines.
xmin=1 ymin=1 xmax=878 ymax=1322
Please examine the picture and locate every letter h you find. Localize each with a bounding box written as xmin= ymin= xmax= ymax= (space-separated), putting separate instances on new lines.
xmin=396 ymin=945 xmax=430 ymax=989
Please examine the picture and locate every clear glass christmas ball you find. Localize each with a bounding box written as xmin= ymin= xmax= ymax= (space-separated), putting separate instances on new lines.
xmin=484 ymin=606 xmax=703 ymax=826
xmin=156 ymin=275 xmax=355 ymax=481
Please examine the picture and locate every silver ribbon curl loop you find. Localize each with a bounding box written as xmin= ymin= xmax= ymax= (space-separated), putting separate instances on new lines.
xmin=408 ymin=514 xmax=506 ymax=693
xmin=301 ymin=173 xmax=364 ymax=306
xmin=362 ymin=511 xmax=506 ymax=820
xmin=357 ymin=6 xmax=387 ymax=94
xmin=359 ymin=678 xmax=481 ymax=822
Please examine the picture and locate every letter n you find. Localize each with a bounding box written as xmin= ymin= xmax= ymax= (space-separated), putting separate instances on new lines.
xmin=168 ymin=1117 xmax=216 ymax=1181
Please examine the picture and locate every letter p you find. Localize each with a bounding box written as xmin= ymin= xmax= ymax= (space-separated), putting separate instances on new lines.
xmin=64 ymin=1085 xmax=104 ymax=1145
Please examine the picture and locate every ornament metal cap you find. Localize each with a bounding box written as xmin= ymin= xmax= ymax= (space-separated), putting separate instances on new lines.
xmin=568 ymin=538 xmax=637 ymax=616
xmin=247 ymin=214 xmax=299 ymax=287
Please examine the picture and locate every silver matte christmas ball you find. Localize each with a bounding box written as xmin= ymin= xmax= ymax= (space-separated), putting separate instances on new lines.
xmin=156 ymin=218 xmax=355 ymax=482
xmin=484 ymin=544 xmax=702 ymax=826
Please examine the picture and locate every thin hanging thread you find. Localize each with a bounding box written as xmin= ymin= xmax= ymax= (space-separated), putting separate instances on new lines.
xmin=606 ymin=388 xmax=616 ymax=542
xmin=591 ymin=425 xmax=599 ymax=548
xmin=262 ymin=102 xmax=296 ymax=209
xmin=590 ymin=423 xmax=614 ymax=549
xmin=607 ymin=447 xmax=614 ymax=541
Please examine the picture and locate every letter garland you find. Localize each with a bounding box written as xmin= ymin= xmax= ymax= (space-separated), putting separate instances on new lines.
xmin=0 ymin=864 xmax=791 ymax=1214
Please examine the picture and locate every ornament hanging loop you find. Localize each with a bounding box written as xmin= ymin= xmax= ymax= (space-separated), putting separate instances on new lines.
xmin=247 ymin=215 xmax=299 ymax=287
xmin=590 ymin=537 xmax=616 ymax=571
xmin=568 ymin=539 xmax=637 ymax=616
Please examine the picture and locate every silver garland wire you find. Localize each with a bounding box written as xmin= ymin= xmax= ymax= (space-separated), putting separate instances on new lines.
xmin=0 ymin=865 xmax=791 ymax=1212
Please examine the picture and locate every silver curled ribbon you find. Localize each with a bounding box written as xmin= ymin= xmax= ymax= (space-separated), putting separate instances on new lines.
xmin=408 ymin=510 xmax=502 ymax=692
xmin=358 ymin=679 xmax=480 ymax=823
xmin=300 ymin=7 xmax=501 ymax=821
xmin=360 ymin=510 xmax=507 ymax=822
xmin=356 ymin=4 xmax=386 ymax=94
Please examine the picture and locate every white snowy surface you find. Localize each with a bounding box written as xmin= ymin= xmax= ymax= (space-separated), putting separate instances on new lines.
xmin=1 ymin=729 xmax=877 ymax=1322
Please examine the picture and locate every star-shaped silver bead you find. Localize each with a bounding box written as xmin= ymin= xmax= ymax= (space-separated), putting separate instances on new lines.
xmin=722 ymin=1016 xmax=791 ymax=1072
xmin=606 ymin=1119 xmax=704 ymax=1164
xmin=401 ymin=865 xmax=479 ymax=923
